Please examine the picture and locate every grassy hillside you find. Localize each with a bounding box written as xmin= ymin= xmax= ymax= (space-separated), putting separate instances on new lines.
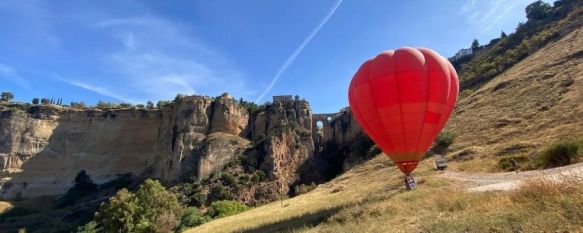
xmin=445 ymin=26 xmax=583 ymax=172
xmin=187 ymin=155 xmax=583 ymax=233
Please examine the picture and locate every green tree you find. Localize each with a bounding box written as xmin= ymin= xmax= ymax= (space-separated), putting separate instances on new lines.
xmin=526 ymin=0 xmax=551 ymax=20
xmin=95 ymin=189 xmax=138 ymax=232
xmin=1 ymin=92 xmax=14 ymax=102
xmin=471 ymin=39 xmax=480 ymax=52
xmin=146 ymin=101 xmax=154 ymax=109
xmin=32 ymin=98 xmax=39 ymax=105
xmin=157 ymin=100 xmax=170 ymax=108
xmin=94 ymin=179 xmax=182 ymax=233
xmin=501 ymin=31 xmax=507 ymax=38
xmin=76 ymin=221 xmax=99 ymax=233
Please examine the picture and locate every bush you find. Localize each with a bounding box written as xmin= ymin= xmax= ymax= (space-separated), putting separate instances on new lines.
xmin=178 ymin=207 xmax=210 ymax=231
xmin=238 ymin=98 xmax=261 ymax=115
xmin=221 ymin=173 xmax=240 ymax=190
xmin=294 ymin=183 xmax=317 ymax=195
xmin=431 ymin=131 xmax=456 ymax=155
xmin=207 ymin=200 xmax=249 ymax=218
xmin=207 ymin=184 xmax=231 ymax=203
xmin=94 ymin=179 xmax=182 ymax=233
xmin=498 ymin=155 xmax=529 ymax=171
xmin=537 ymin=141 xmax=580 ymax=168
xmin=176 ymin=182 xmax=207 ymax=207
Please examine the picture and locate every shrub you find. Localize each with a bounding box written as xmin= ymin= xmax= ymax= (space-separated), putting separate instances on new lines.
xmin=176 ymin=182 xmax=207 ymax=207
xmin=498 ymin=155 xmax=529 ymax=171
xmin=238 ymin=98 xmax=261 ymax=115
xmin=537 ymin=141 xmax=580 ymax=168
xmin=294 ymin=183 xmax=317 ymax=195
xmin=221 ymin=173 xmax=239 ymax=189
xmin=207 ymin=184 xmax=230 ymax=203
xmin=431 ymin=131 xmax=456 ymax=155
xmin=70 ymin=102 xmax=87 ymax=109
xmin=178 ymin=207 xmax=210 ymax=231
xmin=119 ymin=103 xmax=133 ymax=108
xmin=207 ymin=200 xmax=249 ymax=218
xmin=95 ymin=179 xmax=182 ymax=233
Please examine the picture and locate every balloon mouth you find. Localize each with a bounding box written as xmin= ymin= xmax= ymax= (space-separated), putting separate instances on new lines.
xmin=395 ymin=161 xmax=419 ymax=174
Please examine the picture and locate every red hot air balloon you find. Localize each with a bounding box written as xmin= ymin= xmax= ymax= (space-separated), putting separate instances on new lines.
xmin=348 ymin=47 xmax=459 ymax=177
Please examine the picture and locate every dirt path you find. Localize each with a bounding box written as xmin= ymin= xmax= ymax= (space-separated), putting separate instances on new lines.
xmin=436 ymin=162 xmax=583 ymax=191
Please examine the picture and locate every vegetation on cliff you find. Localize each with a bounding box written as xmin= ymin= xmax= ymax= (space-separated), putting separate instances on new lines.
xmin=452 ymin=0 xmax=581 ymax=90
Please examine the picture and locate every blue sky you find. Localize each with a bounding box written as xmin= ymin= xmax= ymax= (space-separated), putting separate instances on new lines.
xmin=0 ymin=0 xmax=552 ymax=113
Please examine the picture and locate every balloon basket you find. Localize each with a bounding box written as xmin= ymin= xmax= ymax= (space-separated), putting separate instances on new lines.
xmin=404 ymin=174 xmax=417 ymax=190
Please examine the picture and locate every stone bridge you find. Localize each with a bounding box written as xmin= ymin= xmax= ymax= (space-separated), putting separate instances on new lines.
xmin=311 ymin=111 xmax=361 ymax=153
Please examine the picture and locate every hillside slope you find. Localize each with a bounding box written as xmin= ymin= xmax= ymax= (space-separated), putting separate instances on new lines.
xmin=187 ymin=154 xmax=583 ymax=233
xmin=446 ymin=27 xmax=582 ymax=169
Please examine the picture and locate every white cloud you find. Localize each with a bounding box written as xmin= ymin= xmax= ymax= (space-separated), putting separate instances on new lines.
xmin=117 ymin=32 xmax=136 ymax=50
xmin=85 ymin=15 xmax=254 ymax=103
xmin=0 ymin=62 xmax=31 ymax=89
xmin=255 ymin=0 xmax=343 ymax=103
xmin=459 ymin=0 xmax=528 ymax=37
xmin=459 ymin=0 xmax=477 ymax=14
xmin=479 ymin=1 xmax=519 ymax=36
xmin=58 ymin=78 xmax=138 ymax=103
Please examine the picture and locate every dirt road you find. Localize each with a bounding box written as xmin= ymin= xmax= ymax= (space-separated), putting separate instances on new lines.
xmin=436 ymin=162 xmax=583 ymax=191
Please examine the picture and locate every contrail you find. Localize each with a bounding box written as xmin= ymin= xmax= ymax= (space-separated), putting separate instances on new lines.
xmin=479 ymin=1 xmax=517 ymax=37
xmin=255 ymin=0 xmax=343 ymax=103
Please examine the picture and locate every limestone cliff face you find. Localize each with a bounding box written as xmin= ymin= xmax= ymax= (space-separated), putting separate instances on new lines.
xmin=260 ymin=127 xmax=313 ymax=196
xmin=0 ymin=108 xmax=162 ymax=199
xmin=249 ymin=100 xmax=312 ymax=141
xmin=0 ymin=95 xmax=250 ymax=199
xmin=150 ymin=95 xmax=249 ymax=184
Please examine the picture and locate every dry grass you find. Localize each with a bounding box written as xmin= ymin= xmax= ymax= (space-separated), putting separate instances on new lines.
xmin=187 ymin=154 xmax=583 ymax=233
xmin=445 ymin=27 xmax=583 ymax=172
xmin=303 ymin=175 xmax=583 ymax=233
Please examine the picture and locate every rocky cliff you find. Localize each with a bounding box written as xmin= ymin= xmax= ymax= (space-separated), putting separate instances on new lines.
xmin=0 ymin=95 xmax=363 ymax=199
xmin=0 ymin=94 xmax=254 ymax=199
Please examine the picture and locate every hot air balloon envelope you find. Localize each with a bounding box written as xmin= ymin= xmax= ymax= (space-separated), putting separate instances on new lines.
xmin=348 ymin=47 xmax=459 ymax=174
